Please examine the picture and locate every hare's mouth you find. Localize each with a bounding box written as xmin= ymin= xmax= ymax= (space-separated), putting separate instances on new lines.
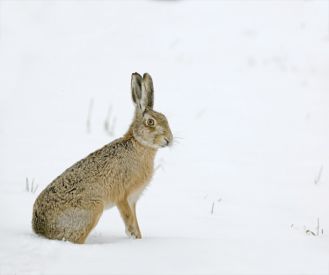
xmin=160 ymin=137 xmax=171 ymax=148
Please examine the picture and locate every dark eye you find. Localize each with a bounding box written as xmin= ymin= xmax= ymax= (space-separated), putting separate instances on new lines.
xmin=146 ymin=118 xmax=155 ymax=127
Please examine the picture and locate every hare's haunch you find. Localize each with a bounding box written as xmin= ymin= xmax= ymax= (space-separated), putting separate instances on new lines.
xmin=32 ymin=73 xmax=173 ymax=244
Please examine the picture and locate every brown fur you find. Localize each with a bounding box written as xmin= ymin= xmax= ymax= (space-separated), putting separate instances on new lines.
xmin=32 ymin=73 xmax=173 ymax=243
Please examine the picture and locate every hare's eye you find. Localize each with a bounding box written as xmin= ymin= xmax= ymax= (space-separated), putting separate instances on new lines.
xmin=146 ymin=118 xmax=155 ymax=127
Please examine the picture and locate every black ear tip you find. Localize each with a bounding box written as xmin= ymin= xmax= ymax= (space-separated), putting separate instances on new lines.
xmin=132 ymin=72 xmax=142 ymax=78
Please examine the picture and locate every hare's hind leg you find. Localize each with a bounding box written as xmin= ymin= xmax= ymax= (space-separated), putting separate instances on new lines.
xmin=57 ymin=203 xmax=104 ymax=244
xmin=74 ymin=207 xmax=103 ymax=244
xmin=117 ymin=199 xmax=141 ymax=239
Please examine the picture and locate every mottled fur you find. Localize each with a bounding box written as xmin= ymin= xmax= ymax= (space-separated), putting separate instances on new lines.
xmin=32 ymin=73 xmax=173 ymax=244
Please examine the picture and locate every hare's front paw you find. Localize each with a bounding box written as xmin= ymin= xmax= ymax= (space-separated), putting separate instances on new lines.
xmin=125 ymin=226 xmax=142 ymax=239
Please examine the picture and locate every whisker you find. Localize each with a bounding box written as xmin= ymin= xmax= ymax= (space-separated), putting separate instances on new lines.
xmin=171 ymin=137 xmax=182 ymax=146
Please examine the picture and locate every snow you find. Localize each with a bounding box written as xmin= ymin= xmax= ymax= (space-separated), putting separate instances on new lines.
xmin=1 ymin=0 xmax=329 ymax=274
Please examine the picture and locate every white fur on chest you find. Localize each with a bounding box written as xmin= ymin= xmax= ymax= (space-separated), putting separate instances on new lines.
xmin=104 ymin=185 xmax=147 ymax=210
xmin=128 ymin=185 xmax=147 ymax=206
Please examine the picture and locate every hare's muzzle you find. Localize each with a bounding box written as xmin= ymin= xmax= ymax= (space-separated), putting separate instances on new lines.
xmin=162 ymin=131 xmax=173 ymax=147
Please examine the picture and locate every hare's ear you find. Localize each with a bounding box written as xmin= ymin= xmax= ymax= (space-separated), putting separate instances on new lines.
xmin=142 ymin=73 xmax=154 ymax=109
xmin=131 ymin=72 xmax=144 ymax=112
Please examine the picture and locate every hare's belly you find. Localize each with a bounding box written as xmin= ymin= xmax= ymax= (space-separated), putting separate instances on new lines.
xmin=104 ymin=201 xmax=115 ymax=210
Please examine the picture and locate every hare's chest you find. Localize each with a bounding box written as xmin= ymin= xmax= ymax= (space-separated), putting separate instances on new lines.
xmin=127 ymin=184 xmax=147 ymax=205
xmin=103 ymin=157 xmax=153 ymax=200
xmin=126 ymin=155 xmax=154 ymax=184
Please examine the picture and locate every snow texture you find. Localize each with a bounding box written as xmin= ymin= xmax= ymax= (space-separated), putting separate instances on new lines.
xmin=1 ymin=1 xmax=329 ymax=274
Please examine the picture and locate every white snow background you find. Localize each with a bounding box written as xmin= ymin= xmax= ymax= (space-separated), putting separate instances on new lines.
xmin=1 ymin=1 xmax=329 ymax=274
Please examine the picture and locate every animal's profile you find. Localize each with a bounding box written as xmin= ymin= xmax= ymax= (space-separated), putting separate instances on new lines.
xmin=32 ymin=72 xmax=173 ymax=244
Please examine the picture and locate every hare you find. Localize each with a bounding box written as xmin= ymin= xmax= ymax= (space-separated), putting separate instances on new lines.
xmin=32 ymin=72 xmax=173 ymax=244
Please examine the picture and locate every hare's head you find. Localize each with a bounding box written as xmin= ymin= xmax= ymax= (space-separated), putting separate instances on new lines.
xmin=130 ymin=72 xmax=173 ymax=149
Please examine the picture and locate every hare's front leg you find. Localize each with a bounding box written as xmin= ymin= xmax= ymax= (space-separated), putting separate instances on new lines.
xmin=117 ymin=199 xmax=141 ymax=239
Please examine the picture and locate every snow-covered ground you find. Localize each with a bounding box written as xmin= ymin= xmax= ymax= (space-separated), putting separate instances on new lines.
xmin=1 ymin=1 xmax=329 ymax=274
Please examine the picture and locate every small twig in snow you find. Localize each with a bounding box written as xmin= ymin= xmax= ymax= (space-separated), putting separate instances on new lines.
xmin=306 ymin=229 xmax=316 ymax=236
xmin=211 ymin=202 xmax=215 ymax=215
xmin=314 ymin=165 xmax=323 ymax=184
xmin=25 ymin=178 xmax=38 ymax=194
xmin=305 ymin=217 xmax=323 ymax=237
xmin=104 ymin=105 xmax=117 ymax=137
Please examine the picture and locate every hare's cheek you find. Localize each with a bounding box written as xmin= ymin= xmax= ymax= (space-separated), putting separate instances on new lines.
xmin=153 ymin=135 xmax=164 ymax=146
xmin=154 ymin=125 xmax=164 ymax=135
xmin=146 ymin=126 xmax=158 ymax=138
xmin=139 ymin=127 xmax=151 ymax=138
xmin=142 ymin=128 xmax=156 ymax=142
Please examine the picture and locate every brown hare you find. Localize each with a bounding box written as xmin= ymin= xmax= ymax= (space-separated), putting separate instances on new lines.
xmin=32 ymin=72 xmax=173 ymax=244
